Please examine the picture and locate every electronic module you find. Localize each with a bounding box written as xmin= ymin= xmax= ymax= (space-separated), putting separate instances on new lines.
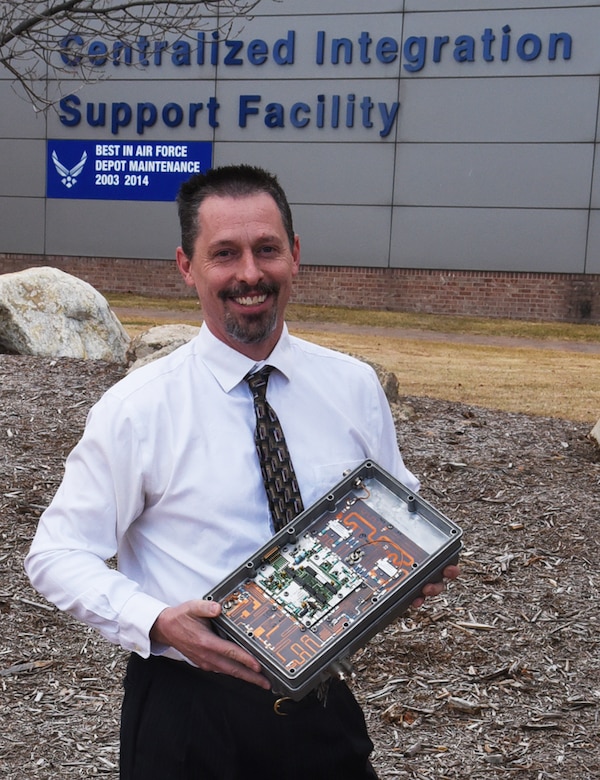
xmin=205 ymin=460 xmax=462 ymax=699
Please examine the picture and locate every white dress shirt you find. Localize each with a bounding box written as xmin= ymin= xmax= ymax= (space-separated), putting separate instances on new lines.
xmin=25 ymin=323 xmax=419 ymax=659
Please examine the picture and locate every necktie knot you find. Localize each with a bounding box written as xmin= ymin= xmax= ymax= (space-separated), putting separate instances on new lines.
xmin=245 ymin=365 xmax=274 ymax=400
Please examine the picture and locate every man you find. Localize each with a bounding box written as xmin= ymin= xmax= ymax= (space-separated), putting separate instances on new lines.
xmin=26 ymin=165 xmax=458 ymax=779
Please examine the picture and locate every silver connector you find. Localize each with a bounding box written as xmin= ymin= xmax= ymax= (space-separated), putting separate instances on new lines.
xmin=329 ymin=658 xmax=355 ymax=682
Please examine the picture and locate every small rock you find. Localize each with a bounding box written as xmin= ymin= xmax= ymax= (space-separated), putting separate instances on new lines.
xmin=127 ymin=324 xmax=200 ymax=372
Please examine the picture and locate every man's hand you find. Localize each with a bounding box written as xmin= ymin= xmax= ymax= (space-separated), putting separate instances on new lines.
xmin=150 ymin=599 xmax=271 ymax=690
xmin=412 ymin=563 xmax=461 ymax=609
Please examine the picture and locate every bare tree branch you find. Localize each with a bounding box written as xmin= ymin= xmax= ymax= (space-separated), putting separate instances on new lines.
xmin=0 ymin=0 xmax=264 ymax=109
xmin=1 ymin=2 xmax=82 ymax=48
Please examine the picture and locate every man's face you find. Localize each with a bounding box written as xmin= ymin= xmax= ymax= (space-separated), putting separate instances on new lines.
xmin=176 ymin=193 xmax=300 ymax=360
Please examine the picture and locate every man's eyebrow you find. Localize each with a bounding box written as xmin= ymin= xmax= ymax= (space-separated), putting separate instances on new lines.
xmin=208 ymin=239 xmax=235 ymax=248
xmin=254 ymin=234 xmax=284 ymax=244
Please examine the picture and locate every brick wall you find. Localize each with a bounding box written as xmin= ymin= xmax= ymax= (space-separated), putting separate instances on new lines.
xmin=1 ymin=253 xmax=599 ymax=323
xmin=293 ymin=267 xmax=600 ymax=322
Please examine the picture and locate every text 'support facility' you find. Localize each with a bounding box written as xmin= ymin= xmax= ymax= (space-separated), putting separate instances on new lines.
xmin=2 ymin=0 xmax=600 ymax=322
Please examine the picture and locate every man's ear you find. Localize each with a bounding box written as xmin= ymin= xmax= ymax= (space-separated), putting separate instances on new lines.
xmin=291 ymin=234 xmax=301 ymax=277
xmin=176 ymin=247 xmax=195 ymax=287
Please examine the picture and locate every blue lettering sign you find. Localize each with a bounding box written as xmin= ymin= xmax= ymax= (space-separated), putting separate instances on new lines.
xmin=58 ymin=94 xmax=219 ymax=135
xmin=58 ymin=25 xmax=573 ymax=76
xmin=316 ymin=30 xmax=399 ymax=66
xmin=59 ymin=30 xmax=296 ymax=69
xmin=402 ymin=25 xmax=572 ymax=71
xmin=237 ymin=94 xmax=398 ymax=137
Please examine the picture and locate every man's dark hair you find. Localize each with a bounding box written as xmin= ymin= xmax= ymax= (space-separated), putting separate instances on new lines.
xmin=176 ymin=164 xmax=295 ymax=259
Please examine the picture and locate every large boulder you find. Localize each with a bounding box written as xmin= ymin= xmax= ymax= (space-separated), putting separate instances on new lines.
xmin=0 ymin=267 xmax=130 ymax=363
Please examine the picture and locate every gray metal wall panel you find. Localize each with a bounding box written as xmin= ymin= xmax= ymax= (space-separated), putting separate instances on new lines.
xmin=0 ymin=197 xmax=45 ymax=253
xmin=390 ymin=206 xmax=588 ymax=272
xmin=407 ymin=1 xmax=600 ymax=10
xmin=293 ymin=205 xmax=392 ymax=268
xmin=590 ymin=143 xmax=600 ymax=209
xmin=0 ymin=83 xmax=46 ymax=139
xmin=251 ymin=0 xmax=403 ymax=15
xmin=393 ymin=143 xmax=594 ymax=208
xmin=585 ymin=210 xmax=600 ymax=274
xmin=214 ymin=142 xmax=396 ymax=206
xmin=45 ymin=200 xmax=178 ymax=258
xmin=0 ymin=141 xmax=46 ymax=197
xmin=397 ymin=77 xmax=599 ymax=143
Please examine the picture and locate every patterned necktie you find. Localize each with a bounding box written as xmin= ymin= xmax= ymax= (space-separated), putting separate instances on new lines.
xmin=246 ymin=366 xmax=304 ymax=532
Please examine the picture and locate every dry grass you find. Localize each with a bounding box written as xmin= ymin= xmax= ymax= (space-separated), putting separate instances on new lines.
xmin=294 ymin=329 xmax=600 ymax=424
xmin=107 ymin=294 xmax=600 ymax=424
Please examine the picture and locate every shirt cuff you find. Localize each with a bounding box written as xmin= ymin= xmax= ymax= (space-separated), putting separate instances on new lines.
xmin=118 ymin=592 xmax=170 ymax=657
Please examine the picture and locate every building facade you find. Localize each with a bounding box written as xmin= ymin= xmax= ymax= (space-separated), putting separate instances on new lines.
xmin=2 ymin=0 xmax=600 ymax=322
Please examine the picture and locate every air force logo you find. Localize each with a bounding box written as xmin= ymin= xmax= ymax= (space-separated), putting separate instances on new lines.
xmin=52 ymin=150 xmax=88 ymax=188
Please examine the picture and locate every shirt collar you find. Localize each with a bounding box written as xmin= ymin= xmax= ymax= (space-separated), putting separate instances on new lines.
xmin=195 ymin=322 xmax=295 ymax=393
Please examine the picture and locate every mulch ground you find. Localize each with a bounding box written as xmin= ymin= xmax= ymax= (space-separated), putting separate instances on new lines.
xmin=1 ymin=354 xmax=599 ymax=779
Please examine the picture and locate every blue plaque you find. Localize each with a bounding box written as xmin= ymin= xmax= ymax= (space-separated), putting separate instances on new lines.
xmin=47 ymin=139 xmax=213 ymax=202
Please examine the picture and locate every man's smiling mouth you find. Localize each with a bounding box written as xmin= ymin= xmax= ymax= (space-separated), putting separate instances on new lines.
xmin=234 ymin=294 xmax=268 ymax=307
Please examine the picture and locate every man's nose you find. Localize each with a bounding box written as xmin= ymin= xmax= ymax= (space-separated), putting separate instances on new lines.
xmin=236 ymin=250 xmax=263 ymax=285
